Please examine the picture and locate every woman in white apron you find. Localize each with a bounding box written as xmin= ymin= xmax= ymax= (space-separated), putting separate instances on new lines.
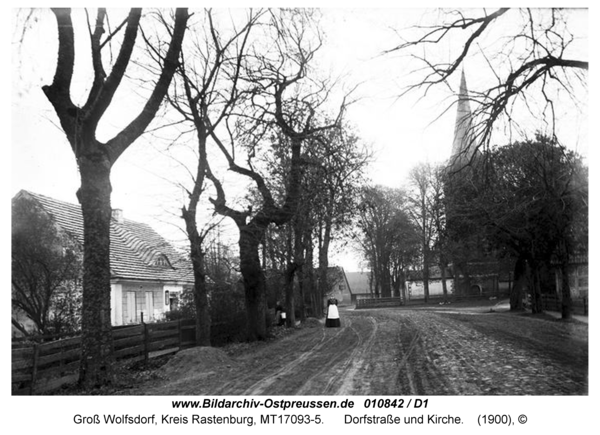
xmin=325 ymin=298 xmax=341 ymax=327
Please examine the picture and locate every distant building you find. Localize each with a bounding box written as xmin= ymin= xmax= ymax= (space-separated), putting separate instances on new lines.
xmin=12 ymin=190 xmax=194 ymax=329
xmin=324 ymin=266 xmax=352 ymax=306
xmin=552 ymin=255 xmax=588 ymax=299
xmin=405 ymin=266 xmax=455 ymax=300
xmin=344 ymin=271 xmax=371 ymax=302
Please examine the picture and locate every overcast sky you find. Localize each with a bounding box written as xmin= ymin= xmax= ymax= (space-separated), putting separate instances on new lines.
xmin=8 ymin=5 xmax=590 ymax=272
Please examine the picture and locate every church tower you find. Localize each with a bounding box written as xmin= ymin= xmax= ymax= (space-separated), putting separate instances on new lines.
xmin=450 ymin=70 xmax=476 ymax=165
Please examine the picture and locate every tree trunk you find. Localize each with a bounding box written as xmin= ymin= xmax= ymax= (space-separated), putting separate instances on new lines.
xmin=423 ymin=249 xmax=430 ymax=303
xmin=304 ymin=232 xmax=316 ymax=317
xmin=510 ymin=256 xmax=526 ymax=311
xmin=238 ymin=225 xmax=268 ymax=340
xmin=317 ymin=261 xmax=328 ymax=316
xmin=285 ymin=217 xmax=306 ymax=326
xmin=317 ymin=220 xmax=332 ymax=316
xmin=529 ymin=259 xmax=544 ymax=314
xmin=181 ymin=121 xmax=212 ymax=346
xmin=440 ymin=260 xmax=448 ymax=302
xmin=370 ymin=249 xmax=380 ymax=297
xmin=77 ymin=157 xmax=114 ymax=388
xmin=560 ymin=262 xmax=572 ymax=319
xmin=391 ymin=264 xmax=401 ymax=298
xmin=187 ymin=232 xmax=211 ymax=346
xmin=284 ymin=261 xmax=296 ymax=327
xmin=400 ymin=274 xmax=407 ymax=303
xmin=380 ymin=261 xmax=391 ymax=297
xmin=421 ymin=196 xmax=430 ymax=303
xmin=297 ymin=266 xmax=306 ymax=322
xmin=558 ymin=240 xmax=572 ymax=320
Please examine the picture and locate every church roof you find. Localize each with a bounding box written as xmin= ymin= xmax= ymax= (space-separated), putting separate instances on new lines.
xmin=451 ymin=69 xmax=478 ymax=164
xmin=13 ymin=190 xmax=193 ymax=284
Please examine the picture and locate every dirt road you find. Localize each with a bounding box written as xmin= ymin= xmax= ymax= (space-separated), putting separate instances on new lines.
xmin=124 ymin=302 xmax=588 ymax=396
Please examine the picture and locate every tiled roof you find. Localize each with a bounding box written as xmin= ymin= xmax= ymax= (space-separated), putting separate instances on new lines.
xmin=14 ymin=190 xmax=193 ymax=284
xmin=345 ymin=271 xmax=371 ymax=294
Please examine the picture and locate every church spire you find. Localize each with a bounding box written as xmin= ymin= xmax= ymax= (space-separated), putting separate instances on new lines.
xmin=451 ymin=69 xmax=474 ymax=161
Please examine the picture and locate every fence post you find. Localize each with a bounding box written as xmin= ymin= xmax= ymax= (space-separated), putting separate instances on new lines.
xmin=143 ymin=318 xmax=149 ymax=364
xmin=556 ymin=297 xmax=561 ymax=313
xmin=29 ymin=344 xmax=40 ymax=395
xmin=178 ymin=319 xmax=183 ymax=350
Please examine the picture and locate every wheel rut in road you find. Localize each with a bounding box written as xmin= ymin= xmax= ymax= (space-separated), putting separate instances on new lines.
xmin=296 ymin=315 xmax=378 ymax=395
xmin=242 ymin=314 xmax=378 ymax=395
xmin=210 ymin=326 xmax=334 ymax=395
xmin=240 ymin=323 xmax=349 ymax=395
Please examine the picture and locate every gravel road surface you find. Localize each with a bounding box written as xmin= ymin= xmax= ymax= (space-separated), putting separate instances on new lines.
xmin=122 ymin=302 xmax=588 ymax=396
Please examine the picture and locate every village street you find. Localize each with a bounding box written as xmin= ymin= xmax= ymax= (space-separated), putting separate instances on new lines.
xmin=121 ymin=301 xmax=588 ymax=396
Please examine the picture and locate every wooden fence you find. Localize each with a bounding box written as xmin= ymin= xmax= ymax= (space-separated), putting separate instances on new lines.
xmin=541 ymin=294 xmax=588 ymax=316
xmin=355 ymin=297 xmax=404 ymax=309
xmin=12 ymin=319 xmax=196 ymax=395
xmin=354 ymin=293 xmax=588 ymax=317
xmin=354 ymin=293 xmax=494 ymax=309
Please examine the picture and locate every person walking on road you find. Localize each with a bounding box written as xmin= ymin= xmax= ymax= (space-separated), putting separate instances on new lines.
xmin=325 ymin=298 xmax=341 ymax=328
xmin=275 ymin=301 xmax=286 ymax=326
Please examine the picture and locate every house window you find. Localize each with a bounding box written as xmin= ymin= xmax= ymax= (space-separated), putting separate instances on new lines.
xmin=154 ymin=255 xmax=170 ymax=267
xmin=169 ymin=294 xmax=180 ymax=310
xmin=145 ymin=291 xmax=154 ymax=321
xmin=125 ymin=292 xmax=136 ymax=324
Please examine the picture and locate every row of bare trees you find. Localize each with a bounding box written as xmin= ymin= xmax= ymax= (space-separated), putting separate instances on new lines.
xmin=260 ymin=120 xmax=370 ymax=323
xmin=355 ymin=136 xmax=587 ymax=318
xmin=355 ymin=164 xmax=447 ymax=302
xmin=35 ymin=8 xmax=367 ymax=387
xmin=163 ymin=9 xmax=365 ymax=343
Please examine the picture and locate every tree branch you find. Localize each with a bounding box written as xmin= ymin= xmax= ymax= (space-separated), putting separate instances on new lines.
xmin=107 ymin=8 xmax=189 ymax=164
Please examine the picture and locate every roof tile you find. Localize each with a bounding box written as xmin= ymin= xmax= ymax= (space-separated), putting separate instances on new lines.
xmin=15 ymin=190 xmax=193 ymax=284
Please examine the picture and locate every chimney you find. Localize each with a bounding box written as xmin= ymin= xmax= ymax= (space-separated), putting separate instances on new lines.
xmin=112 ymin=208 xmax=124 ymax=224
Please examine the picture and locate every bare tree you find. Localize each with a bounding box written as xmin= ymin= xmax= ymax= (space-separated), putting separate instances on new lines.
xmin=407 ymin=163 xmax=437 ymax=302
xmin=426 ymin=165 xmax=451 ymax=301
xmin=261 ymin=119 xmax=369 ymax=321
xmin=356 ymin=186 xmax=417 ymax=298
xmin=161 ymin=9 xmax=262 ymax=346
xmin=389 ymin=8 xmax=587 ymax=164
xmin=312 ymin=123 xmax=370 ymax=315
xmin=40 ymin=8 xmax=188 ymax=387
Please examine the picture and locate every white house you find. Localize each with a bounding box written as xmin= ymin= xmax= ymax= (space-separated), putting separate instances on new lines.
xmin=13 ymin=190 xmax=194 ymax=327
